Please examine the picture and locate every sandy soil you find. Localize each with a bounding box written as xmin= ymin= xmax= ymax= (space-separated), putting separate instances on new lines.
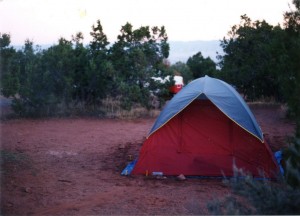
xmin=0 ymin=104 xmax=295 ymax=215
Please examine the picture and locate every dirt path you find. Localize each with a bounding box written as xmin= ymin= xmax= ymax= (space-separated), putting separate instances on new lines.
xmin=0 ymin=105 xmax=295 ymax=215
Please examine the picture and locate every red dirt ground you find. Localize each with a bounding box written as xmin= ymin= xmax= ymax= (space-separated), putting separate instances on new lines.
xmin=0 ymin=104 xmax=295 ymax=215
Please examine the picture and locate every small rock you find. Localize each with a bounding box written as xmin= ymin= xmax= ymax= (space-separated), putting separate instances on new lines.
xmin=118 ymin=144 xmax=125 ymax=149
xmin=23 ymin=187 xmax=32 ymax=193
xmin=156 ymin=175 xmax=167 ymax=180
xmin=127 ymin=154 xmax=133 ymax=161
xmin=176 ymin=174 xmax=186 ymax=181
xmin=5 ymin=202 xmax=13 ymax=208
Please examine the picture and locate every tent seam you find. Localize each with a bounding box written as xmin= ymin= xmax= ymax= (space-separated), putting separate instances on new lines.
xmin=146 ymin=92 xmax=204 ymax=139
xmin=207 ymin=97 xmax=264 ymax=143
xmin=217 ymin=79 xmax=263 ymax=139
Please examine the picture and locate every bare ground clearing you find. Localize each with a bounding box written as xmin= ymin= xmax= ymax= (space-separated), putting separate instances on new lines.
xmin=0 ymin=104 xmax=295 ymax=215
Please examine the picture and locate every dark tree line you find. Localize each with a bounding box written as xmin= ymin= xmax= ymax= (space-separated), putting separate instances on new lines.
xmin=217 ymin=15 xmax=290 ymax=102
xmin=0 ymin=21 xmax=172 ymax=116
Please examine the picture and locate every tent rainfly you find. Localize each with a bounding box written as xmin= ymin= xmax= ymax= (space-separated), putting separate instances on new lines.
xmin=131 ymin=76 xmax=279 ymax=178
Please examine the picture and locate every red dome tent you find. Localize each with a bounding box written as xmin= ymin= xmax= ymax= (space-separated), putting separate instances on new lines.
xmin=131 ymin=76 xmax=279 ymax=178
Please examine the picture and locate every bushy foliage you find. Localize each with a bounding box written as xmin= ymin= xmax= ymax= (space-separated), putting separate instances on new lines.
xmin=170 ymin=61 xmax=193 ymax=84
xmin=0 ymin=33 xmax=19 ymax=97
xmin=218 ymin=0 xmax=299 ymax=104
xmin=283 ymin=0 xmax=300 ymax=137
xmin=109 ymin=23 xmax=172 ymax=109
xmin=284 ymin=138 xmax=300 ymax=188
xmin=187 ymin=52 xmax=217 ymax=79
xmin=0 ymin=20 xmax=171 ymax=117
xmin=218 ymin=15 xmax=290 ymax=101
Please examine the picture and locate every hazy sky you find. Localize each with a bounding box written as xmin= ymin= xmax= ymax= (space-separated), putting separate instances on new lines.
xmin=0 ymin=0 xmax=293 ymax=45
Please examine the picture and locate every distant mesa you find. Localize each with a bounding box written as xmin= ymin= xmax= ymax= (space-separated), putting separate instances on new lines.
xmin=13 ymin=40 xmax=223 ymax=64
xmin=168 ymin=40 xmax=223 ymax=64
